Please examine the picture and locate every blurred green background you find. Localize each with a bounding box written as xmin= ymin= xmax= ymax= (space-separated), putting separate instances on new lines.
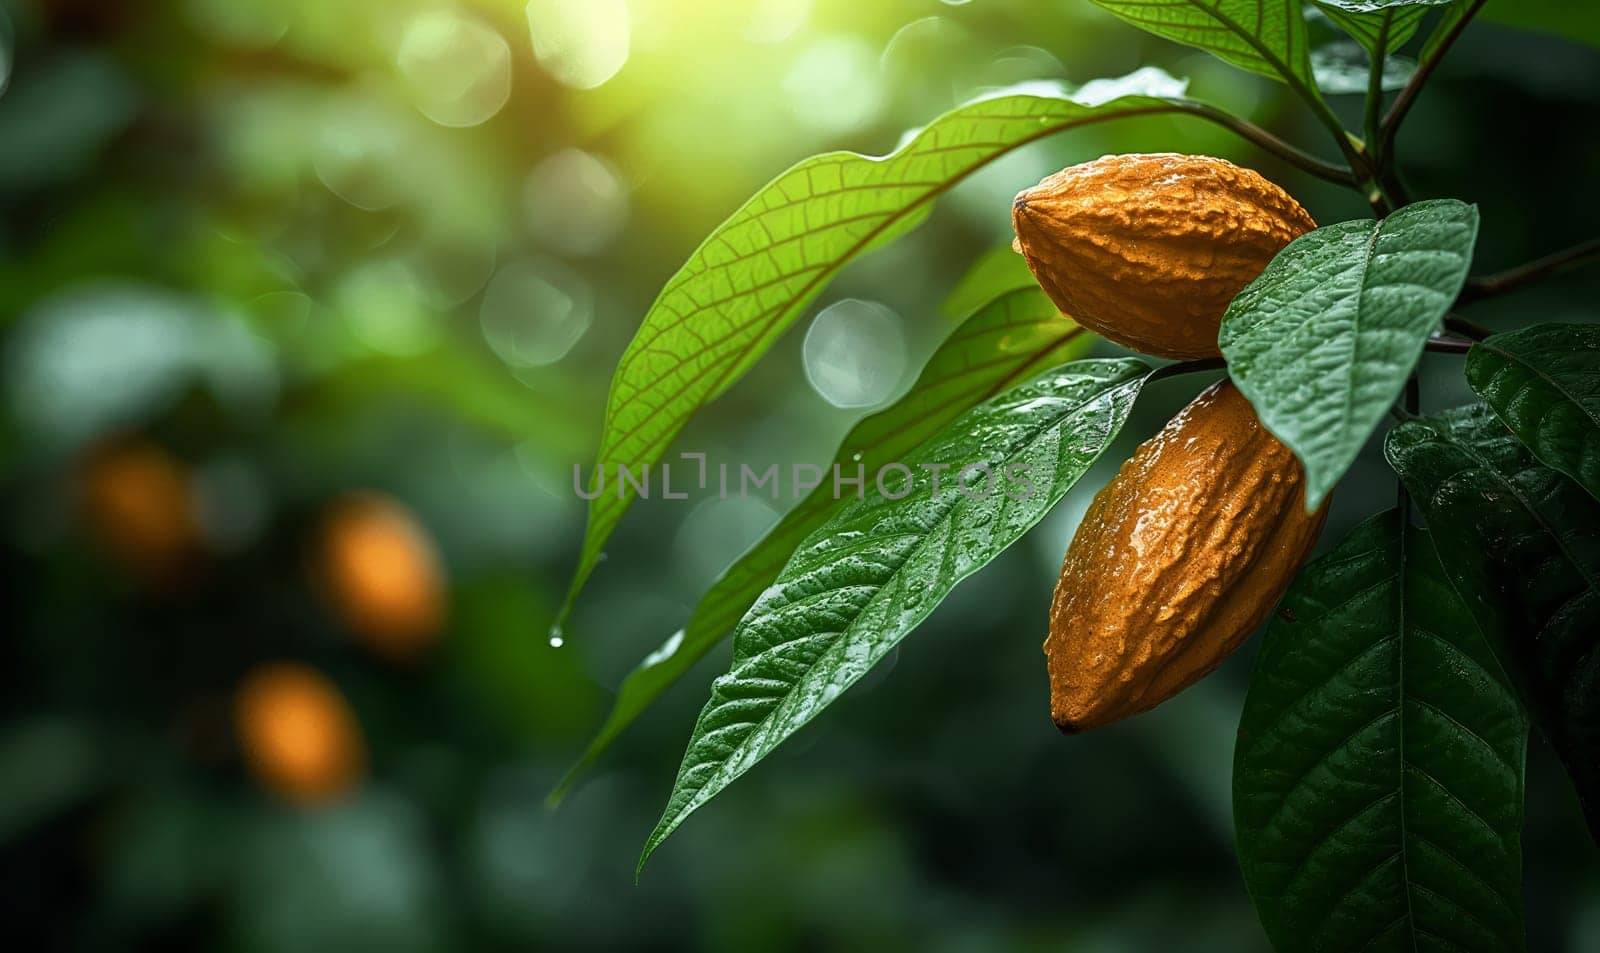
xmin=1 ymin=1 xmax=1597 ymax=950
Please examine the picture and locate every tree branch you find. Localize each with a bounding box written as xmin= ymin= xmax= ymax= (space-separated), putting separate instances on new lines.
xmin=1424 ymin=333 xmax=1474 ymax=355
xmin=1179 ymin=103 xmax=1355 ymax=186
xmin=1381 ymin=0 xmax=1486 ymax=147
xmin=1443 ymin=313 xmax=1492 ymax=341
xmin=1459 ymin=237 xmax=1600 ymax=303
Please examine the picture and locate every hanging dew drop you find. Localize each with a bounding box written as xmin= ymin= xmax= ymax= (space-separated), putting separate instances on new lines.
xmin=548 ymin=624 xmax=565 ymax=648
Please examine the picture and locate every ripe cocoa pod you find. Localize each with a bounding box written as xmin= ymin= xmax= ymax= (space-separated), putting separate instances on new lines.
xmin=318 ymin=492 xmax=445 ymax=663
xmin=79 ymin=438 xmax=201 ymax=583
xmin=234 ymin=662 xmax=366 ymax=804
xmin=1012 ymin=153 xmax=1315 ymax=360
xmin=1046 ymin=379 xmax=1327 ymax=732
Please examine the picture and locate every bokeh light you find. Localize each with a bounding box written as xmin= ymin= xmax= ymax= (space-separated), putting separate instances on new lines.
xmin=395 ymin=9 xmax=513 ymax=128
xmin=407 ymin=231 xmax=499 ymax=308
xmin=745 ymin=0 xmax=812 ymax=44
xmin=313 ymin=88 xmax=415 ymax=212
xmin=6 ymin=283 xmax=276 ymax=448
xmin=526 ymin=0 xmax=631 ymax=90
xmin=802 ymin=298 xmax=908 ymax=409
xmin=335 ymin=259 xmax=442 ymax=356
xmin=522 ymin=148 xmax=629 ymax=257
xmin=479 ymin=257 xmax=593 ymax=367
xmin=785 ymin=35 xmax=887 ymax=135
xmin=184 ymin=0 xmax=290 ymax=48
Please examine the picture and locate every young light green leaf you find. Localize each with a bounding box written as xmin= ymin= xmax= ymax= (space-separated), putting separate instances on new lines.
xmin=639 ymin=357 xmax=1152 ymax=872
xmin=1236 ymin=510 xmax=1527 ymax=953
xmin=548 ymin=288 xmax=1090 ymax=805
xmin=1466 ymin=323 xmax=1600 ymax=502
xmin=557 ymin=70 xmax=1225 ymax=626
xmin=1386 ymin=404 xmax=1600 ymax=840
xmin=1089 ymin=0 xmax=1320 ymax=89
xmin=1219 ymin=199 xmax=1479 ymax=508
xmin=1315 ymin=1 xmax=1450 ymax=56
xmin=941 ymin=245 xmax=1041 ymax=319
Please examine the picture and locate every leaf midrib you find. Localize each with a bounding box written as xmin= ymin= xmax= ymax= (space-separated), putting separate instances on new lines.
xmin=1428 ymin=427 xmax=1600 ymax=592
xmin=1480 ymin=340 xmax=1600 ymax=434
xmin=598 ymin=104 xmax=1180 ymax=467
xmin=651 ymin=374 xmax=1142 ymax=850
xmin=1395 ymin=523 xmax=1420 ymax=953
xmin=1114 ymin=0 xmax=1315 ymax=100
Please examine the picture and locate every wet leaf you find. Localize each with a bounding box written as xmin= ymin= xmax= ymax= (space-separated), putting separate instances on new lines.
xmin=1236 ymin=510 xmax=1527 ymax=952
xmin=640 ymin=357 xmax=1151 ymax=871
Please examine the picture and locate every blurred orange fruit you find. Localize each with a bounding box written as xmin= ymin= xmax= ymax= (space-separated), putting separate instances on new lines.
xmin=234 ymin=663 xmax=366 ymax=805
xmin=318 ymin=492 xmax=445 ymax=662
xmin=80 ymin=438 xmax=200 ymax=583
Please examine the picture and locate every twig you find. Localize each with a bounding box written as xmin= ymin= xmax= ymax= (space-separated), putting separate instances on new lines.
xmin=1381 ymin=0 xmax=1487 ymax=148
xmin=1443 ymin=313 xmax=1492 ymax=341
xmin=1459 ymin=237 xmax=1600 ymax=303
xmin=1424 ymin=334 xmax=1474 ymax=355
xmin=1180 ymin=104 xmax=1355 ymax=186
xmin=1379 ymin=165 xmax=1414 ymax=208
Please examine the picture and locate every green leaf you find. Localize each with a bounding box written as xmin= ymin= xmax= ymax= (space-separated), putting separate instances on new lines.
xmin=548 ymin=288 xmax=1091 ymax=805
xmin=1466 ymin=323 xmax=1600 ymax=503
xmin=941 ymin=245 xmax=1041 ymax=319
xmin=1219 ymin=199 xmax=1480 ymax=508
xmin=557 ymin=69 xmax=1221 ymax=626
xmin=1386 ymin=404 xmax=1600 ymax=840
xmin=640 ymin=357 xmax=1152 ymax=871
xmin=1315 ymin=1 xmax=1449 ymax=55
xmin=1235 ymin=511 xmax=1527 ymax=952
xmin=1420 ymin=0 xmax=1479 ymax=63
xmin=1089 ymin=0 xmax=1320 ymax=89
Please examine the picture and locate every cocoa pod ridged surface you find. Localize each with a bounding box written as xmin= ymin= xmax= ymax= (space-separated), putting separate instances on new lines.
xmin=1012 ymin=153 xmax=1315 ymax=360
xmin=1046 ymin=379 xmax=1328 ymax=732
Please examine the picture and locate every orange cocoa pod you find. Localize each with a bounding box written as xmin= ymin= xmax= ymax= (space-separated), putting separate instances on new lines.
xmin=1012 ymin=153 xmax=1315 ymax=360
xmin=234 ymin=662 xmax=366 ymax=804
xmin=318 ymin=492 xmax=445 ymax=662
xmin=80 ymin=438 xmax=200 ymax=582
xmin=1046 ymin=379 xmax=1327 ymax=732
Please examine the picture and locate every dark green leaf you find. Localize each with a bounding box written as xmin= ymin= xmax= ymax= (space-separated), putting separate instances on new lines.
xmin=1386 ymin=404 xmax=1600 ymax=840
xmin=557 ymin=69 xmax=1219 ymax=625
xmin=640 ymin=357 xmax=1152 ymax=871
xmin=1236 ymin=511 xmax=1527 ymax=952
xmin=1220 ymin=199 xmax=1479 ymax=508
xmin=549 ymin=288 xmax=1091 ymax=804
xmin=1089 ymin=0 xmax=1320 ymax=90
xmin=1466 ymin=322 xmax=1600 ymax=503
xmin=1421 ymin=0 xmax=1479 ymax=61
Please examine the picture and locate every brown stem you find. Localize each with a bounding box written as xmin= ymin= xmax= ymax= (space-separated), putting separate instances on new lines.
xmin=1443 ymin=314 xmax=1492 ymax=341
xmin=1381 ymin=0 xmax=1487 ymax=147
xmin=1179 ymin=104 xmax=1355 ymax=186
xmin=1459 ymin=237 xmax=1600 ymax=303
xmin=1424 ymin=334 xmax=1474 ymax=355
